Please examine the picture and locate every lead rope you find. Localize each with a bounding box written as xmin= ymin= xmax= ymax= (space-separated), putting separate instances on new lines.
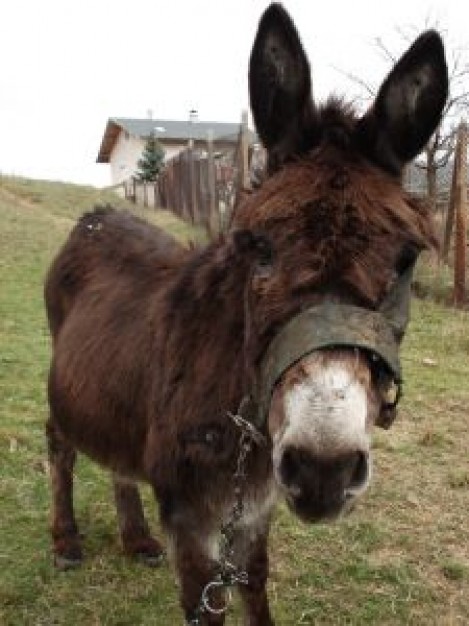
xmin=187 ymin=399 xmax=266 ymax=626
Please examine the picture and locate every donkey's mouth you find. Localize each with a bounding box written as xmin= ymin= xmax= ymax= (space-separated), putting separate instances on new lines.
xmin=275 ymin=445 xmax=370 ymax=523
xmin=287 ymin=488 xmax=355 ymax=524
xmin=285 ymin=489 xmax=357 ymax=523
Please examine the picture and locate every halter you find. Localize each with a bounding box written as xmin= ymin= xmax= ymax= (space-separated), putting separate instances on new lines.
xmin=192 ymin=256 xmax=415 ymax=625
xmin=249 ymin=263 xmax=415 ymax=429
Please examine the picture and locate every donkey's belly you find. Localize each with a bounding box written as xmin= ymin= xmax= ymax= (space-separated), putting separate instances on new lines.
xmin=49 ymin=310 xmax=151 ymax=479
xmin=51 ymin=381 xmax=148 ymax=479
xmin=57 ymin=403 xmax=147 ymax=479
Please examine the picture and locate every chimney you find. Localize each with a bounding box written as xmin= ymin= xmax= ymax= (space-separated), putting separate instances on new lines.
xmin=189 ymin=109 xmax=198 ymax=123
xmin=147 ymin=109 xmax=153 ymax=120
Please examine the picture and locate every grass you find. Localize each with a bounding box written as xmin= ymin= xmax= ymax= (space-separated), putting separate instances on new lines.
xmin=1 ymin=176 xmax=468 ymax=625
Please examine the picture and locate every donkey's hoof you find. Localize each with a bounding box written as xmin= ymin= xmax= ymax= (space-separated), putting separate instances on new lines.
xmin=53 ymin=538 xmax=83 ymax=570
xmin=136 ymin=551 xmax=165 ymax=568
xmin=54 ymin=552 xmax=83 ymax=570
xmin=124 ymin=536 xmax=165 ymax=567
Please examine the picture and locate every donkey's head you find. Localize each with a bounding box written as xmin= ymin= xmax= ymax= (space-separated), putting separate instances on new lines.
xmin=233 ymin=4 xmax=447 ymax=522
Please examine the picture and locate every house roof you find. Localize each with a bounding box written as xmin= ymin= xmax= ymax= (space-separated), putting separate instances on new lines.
xmin=97 ymin=117 xmax=257 ymax=163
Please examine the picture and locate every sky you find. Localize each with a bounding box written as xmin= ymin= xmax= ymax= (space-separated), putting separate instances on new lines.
xmin=0 ymin=0 xmax=467 ymax=188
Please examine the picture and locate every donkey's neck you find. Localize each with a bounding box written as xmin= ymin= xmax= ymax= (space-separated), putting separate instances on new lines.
xmin=156 ymin=239 xmax=252 ymax=421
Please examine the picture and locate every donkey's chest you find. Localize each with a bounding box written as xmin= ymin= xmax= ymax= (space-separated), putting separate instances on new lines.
xmin=234 ymin=477 xmax=279 ymax=529
xmin=198 ymin=476 xmax=278 ymax=566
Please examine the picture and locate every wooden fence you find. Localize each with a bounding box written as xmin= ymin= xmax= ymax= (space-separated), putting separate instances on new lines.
xmin=123 ymin=111 xmax=264 ymax=238
xmin=442 ymin=120 xmax=467 ymax=306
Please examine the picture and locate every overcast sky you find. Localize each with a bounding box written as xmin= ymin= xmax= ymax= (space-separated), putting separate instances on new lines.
xmin=0 ymin=0 xmax=467 ymax=187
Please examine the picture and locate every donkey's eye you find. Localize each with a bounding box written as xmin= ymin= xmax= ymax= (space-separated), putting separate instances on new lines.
xmin=255 ymin=254 xmax=274 ymax=275
xmin=256 ymin=238 xmax=274 ymax=263
xmin=254 ymin=261 xmax=274 ymax=280
xmin=395 ymin=243 xmax=418 ymax=275
xmin=254 ymin=239 xmax=275 ymax=277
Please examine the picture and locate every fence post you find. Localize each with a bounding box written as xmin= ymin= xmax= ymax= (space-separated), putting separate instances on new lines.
xmin=153 ymin=181 xmax=158 ymax=209
xmin=194 ymin=152 xmax=202 ymax=225
xmin=207 ymin=129 xmax=219 ymax=237
xmin=187 ymin=139 xmax=196 ymax=223
xmin=453 ymin=120 xmax=467 ymax=306
xmin=442 ymin=139 xmax=460 ymax=263
xmin=177 ymin=151 xmax=185 ymax=219
xmin=240 ymin=110 xmax=250 ymax=190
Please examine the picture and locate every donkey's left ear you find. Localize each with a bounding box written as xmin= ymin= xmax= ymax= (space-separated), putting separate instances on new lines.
xmin=249 ymin=3 xmax=314 ymax=171
xmin=357 ymin=30 xmax=448 ymax=174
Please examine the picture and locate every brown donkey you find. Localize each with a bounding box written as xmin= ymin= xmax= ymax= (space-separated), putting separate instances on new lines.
xmin=45 ymin=4 xmax=447 ymax=624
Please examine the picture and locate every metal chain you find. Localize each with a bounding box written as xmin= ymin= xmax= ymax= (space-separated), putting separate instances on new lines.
xmin=188 ymin=402 xmax=265 ymax=625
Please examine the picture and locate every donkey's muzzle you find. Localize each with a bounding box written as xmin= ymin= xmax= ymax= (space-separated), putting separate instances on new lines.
xmin=278 ymin=447 xmax=370 ymax=522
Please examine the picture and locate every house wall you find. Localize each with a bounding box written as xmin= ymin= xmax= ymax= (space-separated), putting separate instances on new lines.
xmin=109 ymin=132 xmax=144 ymax=185
xmin=108 ymin=131 xmax=239 ymax=185
xmin=109 ymin=131 xmax=186 ymax=185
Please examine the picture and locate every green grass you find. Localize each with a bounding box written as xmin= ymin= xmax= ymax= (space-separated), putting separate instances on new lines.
xmin=1 ymin=176 xmax=468 ymax=625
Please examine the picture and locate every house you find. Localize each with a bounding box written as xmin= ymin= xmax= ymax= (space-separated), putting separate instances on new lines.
xmin=97 ymin=115 xmax=256 ymax=185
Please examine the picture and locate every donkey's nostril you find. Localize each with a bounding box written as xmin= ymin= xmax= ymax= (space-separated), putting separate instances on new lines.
xmin=348 ymin=451 xmax=369 ymax=491
xmin=280 ymin=448 xmax=302 ymax=487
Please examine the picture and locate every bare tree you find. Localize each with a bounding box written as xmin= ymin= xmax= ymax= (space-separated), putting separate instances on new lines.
xmin=419 ymin=42 xmax=469 ymax=211
xmin=340 ymin=25 xmax=469 ymax=210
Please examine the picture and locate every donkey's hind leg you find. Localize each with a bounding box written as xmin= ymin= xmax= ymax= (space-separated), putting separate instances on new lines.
xmin=46 ymin=419 xmax=82 ymax=569
xmin=112 ymin=474 xmax=164 ymax=566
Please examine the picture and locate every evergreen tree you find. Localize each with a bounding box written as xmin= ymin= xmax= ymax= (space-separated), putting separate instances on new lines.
xmin=136 ymin=132 xmax=165 ymax=181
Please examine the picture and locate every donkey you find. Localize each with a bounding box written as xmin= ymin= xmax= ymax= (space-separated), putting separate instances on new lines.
xmin=45 ymin=4 xmax=447 ymax=625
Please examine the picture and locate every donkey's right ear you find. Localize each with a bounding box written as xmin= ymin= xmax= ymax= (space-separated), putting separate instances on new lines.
xmin=249 ymin=3 xmax=314 ymax=171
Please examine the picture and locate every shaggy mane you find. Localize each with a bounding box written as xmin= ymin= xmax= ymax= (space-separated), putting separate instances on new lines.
xmin=233 ymin=140 xmax=436 ymax=306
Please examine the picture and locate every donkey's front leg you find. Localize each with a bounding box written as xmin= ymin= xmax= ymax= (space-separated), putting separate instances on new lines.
xmin=235 ymin=523 xmax=274 ymax=626
xmin=171 ymin=527 xmax=227 ymax=626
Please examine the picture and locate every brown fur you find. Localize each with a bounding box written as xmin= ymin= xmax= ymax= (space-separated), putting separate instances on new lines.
xmin=44 ymin=5 xmax=447 ymax=624
xmin=231 ymin=139 xmax=436 ymax=367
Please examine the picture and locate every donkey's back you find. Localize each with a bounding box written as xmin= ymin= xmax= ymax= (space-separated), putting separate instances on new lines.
xmin=45 ymin=206 xmax=182 ymax=334
xmin=45 ymin=207 xmax=184 ymax=479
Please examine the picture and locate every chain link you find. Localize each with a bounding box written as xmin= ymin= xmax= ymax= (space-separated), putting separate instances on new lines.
xmin=189 ymin=400 xmax=265 ymax=624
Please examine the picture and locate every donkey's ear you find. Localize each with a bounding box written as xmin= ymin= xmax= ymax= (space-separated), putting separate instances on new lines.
xmin=357 ymin=30 xmax=448 ymax=174
xmin=249 ymin=3 xmax=314 ymax=170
